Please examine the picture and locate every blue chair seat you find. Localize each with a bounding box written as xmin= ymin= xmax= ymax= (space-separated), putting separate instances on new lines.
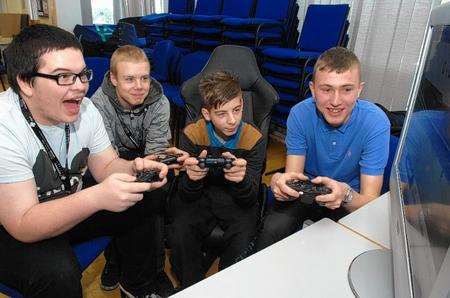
xmin=223 ymin=31 xmax=282 ymax=41
xmin=265 ymin=75 xmax=300 ymax=90
xmin=167 ymin=14 xmax=192 ymax=22
xmin=192 ymin=27 xmax=222 ymax=34
xmin=194 ymin=39 xmax=222 ymax=47
xmin=262 ymin=62 xmax=302 ymax=76
xmin=140 ymin=13 xmax=169 ymax=25
xmin=222 ymin=17 xmax=281 ymax=27
xmin=191 ymin=14 xmax=224 ymax=22
xmin=278 ymin=91 xmax=300 ymax=103
xmin=273 ymin=104 xmax=292 ymax=115
xmin=262 ymin=48 xmax=322 ymax=61
xmin=162 ymin=83 xmax=185 ymax=108
xmin=167 ymin=24 xmax=191 ymax=32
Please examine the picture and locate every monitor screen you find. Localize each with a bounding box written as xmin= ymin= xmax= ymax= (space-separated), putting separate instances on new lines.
xmin=390 ymin=4 xmax=450 ymax=297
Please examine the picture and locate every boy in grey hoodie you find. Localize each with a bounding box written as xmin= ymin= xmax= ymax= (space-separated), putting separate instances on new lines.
xmin=91 ymin=45 xmax=186 ymax=297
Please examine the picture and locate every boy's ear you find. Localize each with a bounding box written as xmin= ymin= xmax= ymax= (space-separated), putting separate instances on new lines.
xmin=110 ymin=71 xmax=118 ymax=87
xmin=17 ymin=75 xmax=34 ymax=98
xmin=201 ymin=107 xmax=211 ymax=121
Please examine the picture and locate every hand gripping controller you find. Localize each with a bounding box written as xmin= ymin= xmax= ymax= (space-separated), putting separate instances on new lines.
xmin=136 ymin=170 xmax=161 ymax=183
xmin=155 ymin=153 xmax=182 ymax=165
xmin=196 ymin=156 xmax=235 ymax=169
xmin=285 ymin=179 xmax=332 ymax=204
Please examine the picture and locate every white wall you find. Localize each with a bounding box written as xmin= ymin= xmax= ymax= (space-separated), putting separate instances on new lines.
xmin=55 ymin=0 xmax=82 ymax=32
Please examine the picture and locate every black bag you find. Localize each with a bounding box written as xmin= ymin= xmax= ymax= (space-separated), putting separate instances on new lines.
xmin=375 ymin=103 xmax=406 ymax=136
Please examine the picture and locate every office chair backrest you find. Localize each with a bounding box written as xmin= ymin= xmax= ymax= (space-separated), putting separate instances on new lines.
xmin=181 ymin=45 xmax=278 ymax=146
xmin=299 ymin=4 xmax=350 ymax=52
xmin=221 ymin=0 xmax=255 ymax=18
xmin=195 ymin=0 xmax=223 ymax=15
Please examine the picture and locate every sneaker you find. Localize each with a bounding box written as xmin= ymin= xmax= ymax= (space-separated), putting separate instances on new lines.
xmin=119 ymin=284 xmax=162 ymax=298
xmin=100 ymin=260 xmax=120 ymax=291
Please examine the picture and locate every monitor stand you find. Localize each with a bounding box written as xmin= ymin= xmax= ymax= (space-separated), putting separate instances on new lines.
xmin=348 ymin=249 xmax=394 ymax=298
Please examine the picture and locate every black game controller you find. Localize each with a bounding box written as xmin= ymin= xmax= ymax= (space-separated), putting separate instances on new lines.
xmin=155 ymin=153 xmax=182 ymax=166
xmin=136 ymin=170 xmax=162 ymax=183
xmin=197 ymin=156 xmax=235 ymax=169
xmin=285 ymin=179 xmax=332 ymax=204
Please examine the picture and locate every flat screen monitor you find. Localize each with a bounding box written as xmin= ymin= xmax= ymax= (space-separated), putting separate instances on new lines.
xmin=390 ymin=2 xmax=450 ymax=297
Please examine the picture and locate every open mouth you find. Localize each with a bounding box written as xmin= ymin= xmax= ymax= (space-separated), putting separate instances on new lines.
xmin=327 ymin=107 xmax=343 ymax=116
xmin=63 ymin=99 xmax=82 ymax=114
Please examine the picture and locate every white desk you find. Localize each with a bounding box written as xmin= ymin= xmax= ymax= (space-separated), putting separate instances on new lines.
xmin=172 ymin=218 xmax=381 ymax=298
xmin=339 ymin=192 xmax=391 ymax=249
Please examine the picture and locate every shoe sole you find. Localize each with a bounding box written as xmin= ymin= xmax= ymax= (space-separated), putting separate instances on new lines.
xmin=119 ymin=284 xmax=134 ymax=298
xmin=100 ymin=282 xmax=119 ymax=291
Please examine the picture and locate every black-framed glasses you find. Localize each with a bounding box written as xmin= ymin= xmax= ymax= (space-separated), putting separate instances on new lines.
xmin=32 ymin=68 xmax=93 ymax=86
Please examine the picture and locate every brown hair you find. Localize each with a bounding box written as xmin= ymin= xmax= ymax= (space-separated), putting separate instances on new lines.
xmin=110 ymin=45 xmax=150 ymax=75
xmin=199 ymin=71 xmax=242 ymax=110
xmin=312 ymin=47 xmax=361 ymax=81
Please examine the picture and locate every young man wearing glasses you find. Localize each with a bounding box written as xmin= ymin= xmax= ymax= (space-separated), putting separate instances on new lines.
xmin=0 ymin=24 xmax=169 ymax=297
xmin=91 ymin=45 xmax=187 ymax=296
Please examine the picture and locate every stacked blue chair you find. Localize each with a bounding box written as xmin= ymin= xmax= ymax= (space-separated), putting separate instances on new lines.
xmin=85 ymin=56 xmax=111 ymax=98
xmin=0 ymin=236 xmax=111 ymax=297
xmin=140 ymin=0 xmax=195 ymax=47
xmin=165 ymin=0 xmax=223 ymax=50
xmin=192 ymin=0 xmax=256 ymax=51
xmin=117 ymin=22 xmax=153 ymax=59
xmin=260 ymin=4 xmax=350 ymax=127
xmin=221 ymin=0 xmax=296 ymax=49
xmin=149 ymin=40 xmax=209 ymax=145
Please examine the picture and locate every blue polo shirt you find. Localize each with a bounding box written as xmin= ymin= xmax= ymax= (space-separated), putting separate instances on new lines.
xmin=285 ymin=97 xmax=390 ymax=192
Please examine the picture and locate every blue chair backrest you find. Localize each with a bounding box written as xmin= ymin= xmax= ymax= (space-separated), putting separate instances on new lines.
xmin=221 ymin=0 xmax=254 ymax=18
xmin=152 ymin=40 xmax=182 ymax=82
xmin=299 ymin=4 xmax=350 ymax=52
xmin=85 ymin=57 xmax=111 ymax=98
xmin=118 ymin=22 xmax=141 ymax=46
xmin=169 ymin=0 xmax=193 ymax=14
xmin=254 ymin=0 xmax=291 ymax=20
xmin=195 ymin=0 xmax=222 ymax=15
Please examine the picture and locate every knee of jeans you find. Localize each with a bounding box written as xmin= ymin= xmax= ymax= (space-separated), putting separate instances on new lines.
xmin=260 ymin=213 xmax=297 ymax=236
xmin=29 ymin=257 xmax=81 ymax=295
xmin=45 ymin=256 xmax=80 ymax=280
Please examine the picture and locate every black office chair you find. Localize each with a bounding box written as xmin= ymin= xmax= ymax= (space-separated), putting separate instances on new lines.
xmin=172 ymin=45 xmax=279 ymax=270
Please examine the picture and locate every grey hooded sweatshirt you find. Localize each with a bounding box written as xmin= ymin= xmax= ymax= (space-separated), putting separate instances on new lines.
xmin=91 ymin=72 xmax=171 ymax=159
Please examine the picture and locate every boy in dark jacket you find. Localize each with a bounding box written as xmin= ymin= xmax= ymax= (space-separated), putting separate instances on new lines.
xmin=170 ymin=71 xmax=265 ymax=288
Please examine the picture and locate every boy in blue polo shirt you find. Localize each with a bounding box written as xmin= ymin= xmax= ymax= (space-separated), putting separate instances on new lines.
xmin=256 ymin=47 xmax=390 ymax=250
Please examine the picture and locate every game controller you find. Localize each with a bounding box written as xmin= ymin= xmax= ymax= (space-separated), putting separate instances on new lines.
xmin=197 ymin=156 xmax=235 ymax=169
xmin=285 ymin=179 xmax=332 ymax=204
xmin=155 ymin=153 xmax=182 ymax=165
xmin=136 ymin=170 xmax=162 ymax=183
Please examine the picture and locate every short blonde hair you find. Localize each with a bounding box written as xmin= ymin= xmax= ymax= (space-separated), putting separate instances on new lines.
xmin=110 ymin=45 xmax=150 ymax=75
xmin=312 ymin=47 xmax=361 ymax=81
xmin=199 ymin=71 xmax=242 ymax=110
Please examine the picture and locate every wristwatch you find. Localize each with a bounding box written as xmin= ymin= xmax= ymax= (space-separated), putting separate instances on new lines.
xmin=342 ymin=186 xmax=354 ymax=205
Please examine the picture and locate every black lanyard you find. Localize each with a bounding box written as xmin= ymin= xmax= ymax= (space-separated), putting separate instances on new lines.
xmin=112 ymin=105 xmax=147 ymax=151
xmin=19 ymin=98 xmax=72 ymax=191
